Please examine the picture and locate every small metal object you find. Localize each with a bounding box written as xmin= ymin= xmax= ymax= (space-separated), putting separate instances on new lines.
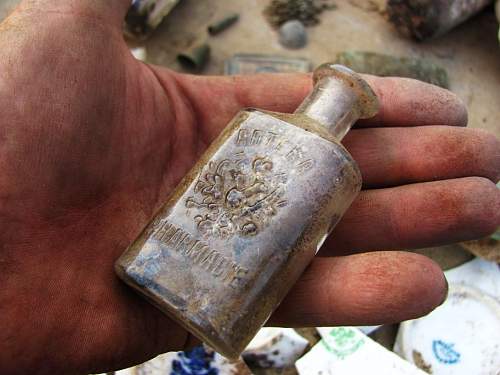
xmin=496 ymin=0 xmax=500 ymax=44
xmin=279 ymin=20 xmax=308 ymax=49
xmin=125 ymin=0 xmax=180 ymax=40
xmin=387 ymin=0 xmax=492 ymax=40
xmin=335 ymin=51 xmax=449 ymax=88
xmin=116 ymin=64 xmax=379 ymax=359
xmin=208 ymin=13 xmax=240 ymax=35
xmin=177 ymin=43 xmax=211 ymax=72
xmin=224 ymin=54 xmax=311 ymax=75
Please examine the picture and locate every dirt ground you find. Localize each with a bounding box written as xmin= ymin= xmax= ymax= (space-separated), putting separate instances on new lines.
xmin=140 ymin=0 xmax=500 ymax=137
xmin=1 ymin=0 xmax=499 ymax=137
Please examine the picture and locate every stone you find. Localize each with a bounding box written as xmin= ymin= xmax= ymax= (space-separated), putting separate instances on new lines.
xmin=279 ymin=20 xmax=308 ymax=49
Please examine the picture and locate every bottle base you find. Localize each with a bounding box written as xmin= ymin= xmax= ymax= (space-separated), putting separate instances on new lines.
xmin=115 ymin=261 xmax=243 ymax=360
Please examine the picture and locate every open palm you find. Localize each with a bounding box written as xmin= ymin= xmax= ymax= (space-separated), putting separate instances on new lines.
xmin=0 ymin=1 xmax=499 ymax=374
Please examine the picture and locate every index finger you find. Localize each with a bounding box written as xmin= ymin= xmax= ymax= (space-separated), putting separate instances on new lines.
xmin=171 ymin=70 xmax=468 ymax=144
xmin=361 ymin=75 xmax=467 ymax=127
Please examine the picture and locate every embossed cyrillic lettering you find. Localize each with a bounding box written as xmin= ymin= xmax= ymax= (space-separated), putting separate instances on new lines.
xmin=151 ymin=222 xmax=248 ymax=288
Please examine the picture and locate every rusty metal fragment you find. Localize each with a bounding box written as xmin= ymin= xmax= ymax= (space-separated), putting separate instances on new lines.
xmin=208 ymin=13 xmax=240 ymax=35
xmin=177 ymin=43 xmax=211 ymax=72
xmin=387 ymin=0 xmax=492 ymax=40
xmin=335 ymin=51 xmax=449 ymax=88
xmin=224 ymin=54 xmax=311 ymax=75
xmin=116 ymin=64 xmax=379 ymax=359
xmin=125 ymin=0 xmax=180 ymax=40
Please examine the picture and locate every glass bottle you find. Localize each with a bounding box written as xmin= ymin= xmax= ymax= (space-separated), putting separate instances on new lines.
xmin=115 ymin=64 xmax=379 ymax=359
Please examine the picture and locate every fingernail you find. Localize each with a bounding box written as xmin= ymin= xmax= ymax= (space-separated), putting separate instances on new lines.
xmin=439 ymin=275 xmax=449 ymax=306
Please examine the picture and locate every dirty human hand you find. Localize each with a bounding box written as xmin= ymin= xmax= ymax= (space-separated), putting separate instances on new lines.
xmin=0 ymin=1 xmax=499 ymax=374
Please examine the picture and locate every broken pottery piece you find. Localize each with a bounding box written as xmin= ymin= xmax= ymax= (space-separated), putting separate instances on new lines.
xmin=114 ymin=346 xmax=251 ymax=374
xmin=296 ymin=327 xmax=427 ymax=374
xmin=242 ymin=328 xmax=309 ymax=368
xmin=130 ymin=47 xmax=147 ymax=62
xmin=460 ymin=237 xmax=500 ymax=263
xmin=394 ymin=284 xmax=500 ymax=375
xmin=445 ymin=257 xmax=500 ymax=300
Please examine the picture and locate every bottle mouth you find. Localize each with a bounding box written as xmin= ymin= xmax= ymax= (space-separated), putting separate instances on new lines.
xmin=313 ymin=64 xmax=379 ymax=119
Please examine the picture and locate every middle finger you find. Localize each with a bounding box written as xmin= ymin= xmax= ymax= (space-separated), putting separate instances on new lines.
xmin=344 ymin=126 xmax=500 ymax=188
xmin=320 ymin=177 xmax=500 ymax=255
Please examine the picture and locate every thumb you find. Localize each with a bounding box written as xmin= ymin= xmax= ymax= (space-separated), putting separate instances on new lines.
xmin=16 ymin=0 xmax=130 ymax=29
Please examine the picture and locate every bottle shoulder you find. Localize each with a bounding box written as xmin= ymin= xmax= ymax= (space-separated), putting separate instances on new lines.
xmin=233 ymin=108 xmax=362 ymax=185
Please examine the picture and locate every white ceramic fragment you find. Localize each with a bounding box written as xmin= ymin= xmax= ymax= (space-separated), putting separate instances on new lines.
xmin=394 ymin=284 xmax=500 ymax=375
xmin=130 ymin=47 xmax=147 ymax=62
xmin=295 ymin=326 xmax=426 ymax=374
xmin=114 ymin=346 xmax=251 ymax=374
xmin=444 ymin=258 xmax=500 ymax=300
xmin=242 ymin=327 xmax=309 ymax=368
xmin=356 ymin=325 xmax=380 ymax=335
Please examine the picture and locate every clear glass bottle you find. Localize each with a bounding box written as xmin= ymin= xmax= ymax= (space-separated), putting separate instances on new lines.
xmin=115 ymin=64 xmax=379 ymax=359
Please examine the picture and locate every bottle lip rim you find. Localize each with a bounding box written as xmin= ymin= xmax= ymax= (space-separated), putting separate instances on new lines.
xmin=313 ymin=63 xmax=380 ymax=119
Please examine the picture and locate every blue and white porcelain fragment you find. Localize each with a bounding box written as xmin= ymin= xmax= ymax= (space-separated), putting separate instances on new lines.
xmin=394 ymin=259 xmax=500 ymax=374
xmin=115 ymin=346 xmax=251 ymax=375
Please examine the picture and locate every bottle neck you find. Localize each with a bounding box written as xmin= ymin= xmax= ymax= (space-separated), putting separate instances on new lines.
xmin=294 ymin=77 xmax=361 ymax=141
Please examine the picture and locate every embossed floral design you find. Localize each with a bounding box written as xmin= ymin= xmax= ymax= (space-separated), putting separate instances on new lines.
xmin=186 ymin=155 xmax=288 ymax=239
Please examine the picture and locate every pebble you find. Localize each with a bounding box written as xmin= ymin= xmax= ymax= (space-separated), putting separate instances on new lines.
xmin=279 ymin=20 xmax=308 ymax=49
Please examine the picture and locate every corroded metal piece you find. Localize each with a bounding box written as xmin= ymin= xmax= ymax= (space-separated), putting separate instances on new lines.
xmin=387 ymin=0 xmax=492 ymax=40
xmin=125 ymin=0 xmax=180 ymax=40
xmin=496 ymin=0 xmax=500 ymax=43
xmin=335 ymin=51 xmax=449 ymax=88
xmin=208 ymin=13 xmax=240 ymax=35
xmin=224 ymin=54 xmax=311 ymax=75
xmin=116 ymin=64 xmax=379 ymax=359
xmin=177 ymin=43 xmax=211 ymax=72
